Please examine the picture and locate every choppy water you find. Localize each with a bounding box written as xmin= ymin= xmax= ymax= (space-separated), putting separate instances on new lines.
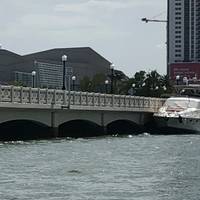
xmin=0 ymin=134 xmax=200 ymax=200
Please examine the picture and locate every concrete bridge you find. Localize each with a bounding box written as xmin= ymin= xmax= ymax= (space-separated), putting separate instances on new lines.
xmin=0 ymin=85 xmax=165 ymax=140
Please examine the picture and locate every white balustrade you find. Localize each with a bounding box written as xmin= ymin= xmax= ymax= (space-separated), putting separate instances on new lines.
xmin=0 ymin=85 xmax=165 ymax=112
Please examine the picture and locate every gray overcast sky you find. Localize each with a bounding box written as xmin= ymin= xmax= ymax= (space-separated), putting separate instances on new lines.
xmin=0 ymin=0 xmax=167 ymax=77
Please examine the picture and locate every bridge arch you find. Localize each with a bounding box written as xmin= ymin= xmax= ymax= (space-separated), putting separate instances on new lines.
xmin=106 ymin=119 xmax=144 ymax=135
xmin=58 ymin=119 xmax=104 ymax=138
xmin=0 ymin=120 xmax=52 ymax=141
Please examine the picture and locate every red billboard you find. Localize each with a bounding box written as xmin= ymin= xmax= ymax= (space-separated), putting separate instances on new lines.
xmin=170 ymin=63 xmax=200 ymax=80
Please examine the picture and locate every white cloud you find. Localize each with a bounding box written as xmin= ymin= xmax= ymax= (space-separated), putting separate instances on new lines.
xmin=55 ymin=0 xmax=163 ymax=13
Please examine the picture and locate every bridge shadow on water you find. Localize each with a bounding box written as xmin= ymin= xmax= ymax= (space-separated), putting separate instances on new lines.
xmin=107 ymin=120 xmax=144 ymax=135
xmin=0 ymin=118 xmax=196 ymax=141
xmin=0 ymin=120 xmax=53 ymax=141
xmin=58 ymin=119 xmax=144 ymax=138
xmin=58 ymin=120 xmax=104 ymax=138
xmin=0 ymin=119 xmax=146 ymax=141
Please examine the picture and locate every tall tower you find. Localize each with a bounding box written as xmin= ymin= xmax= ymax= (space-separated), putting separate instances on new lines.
xmin=169 ymin=0 xmax=200 ymax=80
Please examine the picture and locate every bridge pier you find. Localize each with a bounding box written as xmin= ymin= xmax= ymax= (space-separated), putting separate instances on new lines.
xmin=50 ymin=111 xmax=58 ymax=137
xmin=51 ymin=127 xmax=59 ymax=137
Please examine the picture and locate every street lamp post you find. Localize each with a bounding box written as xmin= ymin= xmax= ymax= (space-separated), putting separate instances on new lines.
xmin=31 ymin=71 xmax=36 ymax=88
xmin=105 ymin=80 xmax=109 ymax=94
xmin=176 ymin=75 xmax=180 ymax=85
xmin=62 ymin=55 xmax=67 ymax=90
xmin=110 ymin=63 xmax=114 ymax=94
xmin=132 ymin=83 xmax=136 ymax=95
xmin=72 ymin=76 xmax=76 ymax=91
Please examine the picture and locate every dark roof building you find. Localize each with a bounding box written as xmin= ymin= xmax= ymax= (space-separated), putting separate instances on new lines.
xmin=0 ymin=47 xmax=111 ymax=88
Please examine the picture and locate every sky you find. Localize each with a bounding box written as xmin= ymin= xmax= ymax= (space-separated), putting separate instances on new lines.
xmin=0 ymin=0 xmax=167 ymax=77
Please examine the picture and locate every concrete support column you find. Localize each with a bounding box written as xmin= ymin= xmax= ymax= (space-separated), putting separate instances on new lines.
xmin=100 ymin=111 xmax=107 ymax=135
xmin=50 ymin=105 xmax=58 ymax=137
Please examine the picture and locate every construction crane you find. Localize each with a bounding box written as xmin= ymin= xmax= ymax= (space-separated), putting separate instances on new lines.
xmin=141 ymin=17 xmax=169 ymax=76
xmin=141 ymin=18 xmax=167 ymax=23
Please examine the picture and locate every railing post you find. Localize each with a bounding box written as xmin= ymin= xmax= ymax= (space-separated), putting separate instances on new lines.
xmin=53 ymin=89 xmax=56 ymax=104
xmin=148 ymin=98 xmax=150 ymax=108
xmin=93 ymin=93 xmax=95 ymax=106
xmin=73 ymin=91 xmax=76 ymax=105
xmin=80 ymin=92 xmax=82 ymax=105
xmin=10 ymin=86 xmax=14 ymax=103
xmin=104 ymin=94 xmax=106 ymax=106
xmin=129 ymin=96 xmax=132 ymax=108
xmin=29 ymin=87 xmax=32 ymax=103
xmin=63 ymin=90 xmax=66 ymax=105
xmin=86 ymin=92 xmax=88 ymax=106
xmin=46 ymin=88 xmax=48 ymax=104
xmin=119 ymin=95 xmax=121 ymax=107
xmin=98 ymin=93 xmax=101 ymax=106
xmin=68 ymin=89 xmax=71 ymax=109
xmin=38 ymin=88 xmax=40 ymax=104
xmin=20 ymin=86 xmax=23 ymax=103
xmin=112 ymin=94 xmax=114 ymax=107
xmin=142 ymin=97 xmax=145 ymax=109
xmin=124 ymin=96 xmax=126 ymax=107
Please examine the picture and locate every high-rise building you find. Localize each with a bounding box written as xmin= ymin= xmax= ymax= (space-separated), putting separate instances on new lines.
xmin=169 ymin=0 xmax=200 ymax=80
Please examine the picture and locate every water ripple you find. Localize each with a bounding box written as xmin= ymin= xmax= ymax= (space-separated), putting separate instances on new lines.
xmin=0 ymin=135 xmax=199 ymax=199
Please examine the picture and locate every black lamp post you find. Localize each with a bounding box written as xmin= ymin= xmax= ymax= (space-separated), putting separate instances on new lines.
xmin=105 ymin=80 xmax=109 ymax=94
xmin=72 ymin=76 xmax=76 ymax=91
xmin=31 ymin=71 xmax=36 ymax=88
xmin=110 ymin=63 xmax=114 ymax=94
xmin=176 ymin=75 xmax=180 ymax=85
xmin=132 ymin=83 xmax=136 ymax=95
xmin=62 ymin=55 xmax=67 ymax=90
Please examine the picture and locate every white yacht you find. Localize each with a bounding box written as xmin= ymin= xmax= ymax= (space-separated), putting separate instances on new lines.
xmin=154 ymin=96 xmax=200 ymax=134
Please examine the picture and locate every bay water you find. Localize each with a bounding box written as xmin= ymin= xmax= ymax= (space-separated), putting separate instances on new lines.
xmin=0 ymin=134 xmax=200 ymax=200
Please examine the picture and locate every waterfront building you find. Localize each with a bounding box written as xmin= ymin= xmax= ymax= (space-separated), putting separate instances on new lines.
xmin=168 ymin=0 xmax=200 ymax=80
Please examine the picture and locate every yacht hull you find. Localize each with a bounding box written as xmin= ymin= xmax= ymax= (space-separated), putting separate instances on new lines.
xmin=154 ymin=116 xmax=200 ymax=134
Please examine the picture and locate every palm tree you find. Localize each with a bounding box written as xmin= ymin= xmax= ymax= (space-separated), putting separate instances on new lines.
xmin=144 ymin=70 xmax=162 ymax=97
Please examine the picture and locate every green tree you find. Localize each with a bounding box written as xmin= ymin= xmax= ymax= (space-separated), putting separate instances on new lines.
xmin=143 ymin=70 xmax=162 ymax=97
xmin=91 ymin=73 xmax=106 ymax=92
xmin=123 ymin=70 xmax=173 ymax=97
xmin=80 ymin=73 xmax=107 ymax=92
xmin=80 ymin=76 xmax=92 ymax=92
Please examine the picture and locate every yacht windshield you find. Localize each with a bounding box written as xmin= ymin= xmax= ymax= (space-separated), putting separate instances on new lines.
xmin=165 ymin=98 xmax=200 ymax=109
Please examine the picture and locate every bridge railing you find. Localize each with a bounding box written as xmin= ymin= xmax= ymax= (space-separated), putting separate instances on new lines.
xmin=0 ymin=86 xmax=165 ymax=112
